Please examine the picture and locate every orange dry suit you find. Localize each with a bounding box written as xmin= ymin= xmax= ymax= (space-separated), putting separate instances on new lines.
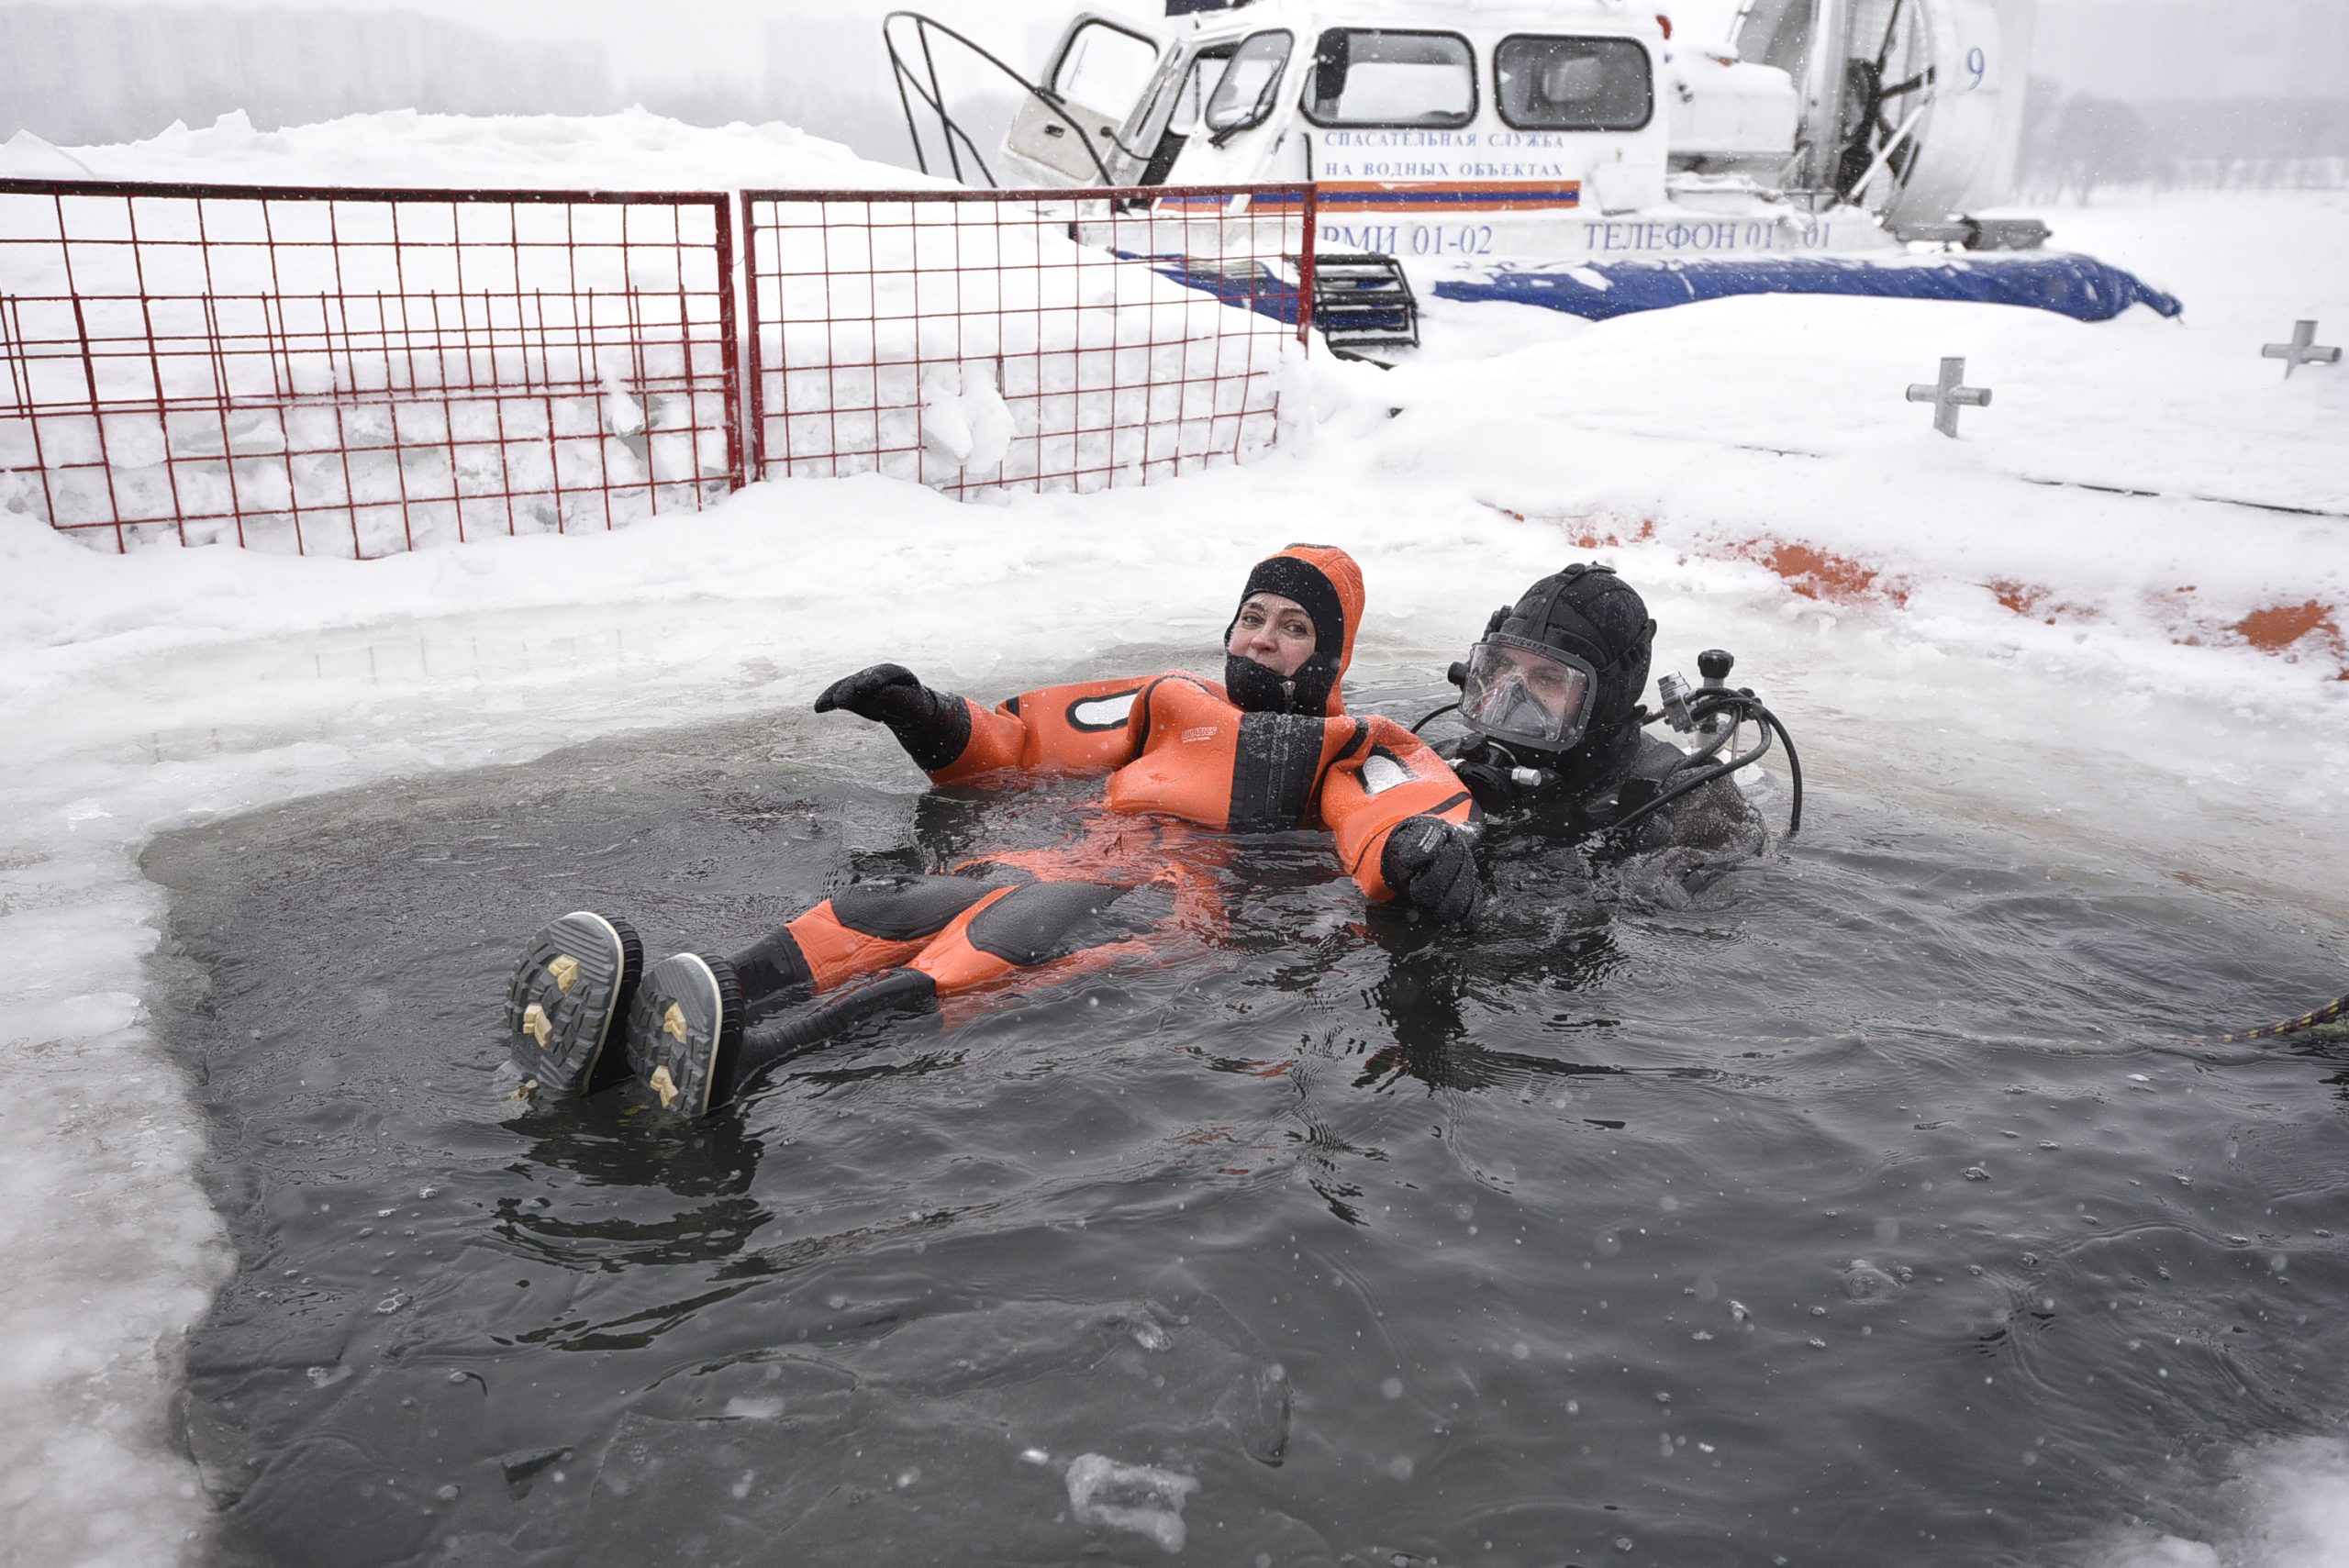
xmin=719 ymin=546 xmax=1481 ymax=1069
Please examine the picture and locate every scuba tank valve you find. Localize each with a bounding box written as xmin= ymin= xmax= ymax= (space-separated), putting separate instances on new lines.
xmin=1695 ymin=651 xmax=1734 ymax=734
xmin=1609 ymin=644 xmax=1804 ymax=841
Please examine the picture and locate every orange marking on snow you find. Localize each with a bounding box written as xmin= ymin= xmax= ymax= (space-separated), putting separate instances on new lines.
xmin=1743 ymin=540 xmax=1908 ymax=607
xmin=2234 ymin=601 xmax=2337 ymax=652
xmin=2150 ymin=590 xmax=2347 ymax=678
xmin=1490 ymin=506 xmax=2341 ymax=676
xmin=1988 ymin=578 xmax=2047 ymax=617
xmin=1987 ymin=578 xmax=2097 ymax=627
xmin=1483 ymin=503 xmax=1655 ymax=552
xmin=2232 ymin=600 xmax=2348 ymax=678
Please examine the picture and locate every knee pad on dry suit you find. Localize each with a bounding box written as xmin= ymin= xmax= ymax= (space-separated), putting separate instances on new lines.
xmin=727 ymin=878 xmax=1185 ymax=1097
xmin=747 ymin=874 xmax=1002 ymax=1002
xmin=834 ymin=875 xmax=1008 ymax=940
xmin=908 ymin=878 xmax=1169 ymax=994
xmin=962 ymin=879 xmax=1167 ymax=967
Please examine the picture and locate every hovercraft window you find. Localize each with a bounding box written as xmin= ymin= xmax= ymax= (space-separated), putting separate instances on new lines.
xmin=1052 ymin=18 xmax=1162 ymax=117
xmin=1203 ymin=30 xmax=1294 ymax=135
xmin=1302 ymin=29 xmax=1476 ymax=130
xmin=1495 ymin=36 xmax=1654 ymax=132
xmin=1165 ymin=50 xmax=1235 ymax=139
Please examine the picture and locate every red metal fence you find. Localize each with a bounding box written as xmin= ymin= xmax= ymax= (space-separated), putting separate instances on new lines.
xmin=1 ymin=178 xmax=1312 ymax=554
xmin=741 ymin=184 xmax=1313 ymax=499
xmin=0 ymin=179 xmax=738 ymax=557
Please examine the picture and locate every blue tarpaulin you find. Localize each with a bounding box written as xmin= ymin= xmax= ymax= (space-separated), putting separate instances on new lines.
xmin=1134 ymin=256 xmax=1306 ymax=324
xmin=1429 ymin=254 xmax=2184 ymax=325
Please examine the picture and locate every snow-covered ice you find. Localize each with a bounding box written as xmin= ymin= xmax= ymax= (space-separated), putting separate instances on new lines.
xmin=2087 ymin=1438 xmax=2349 ymax=1568
xmin=1 ymin=111 xmax=2345 ymax=1568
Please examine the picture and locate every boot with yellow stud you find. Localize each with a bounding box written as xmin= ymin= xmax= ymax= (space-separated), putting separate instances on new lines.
xmin=504 ymin=911 xmax=645 ymax=1098
xmin=623 ymin=951 xmax=748 ymax=1118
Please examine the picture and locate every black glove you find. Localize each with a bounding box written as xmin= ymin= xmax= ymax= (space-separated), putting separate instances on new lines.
xmin=1379 ymin=815 xmax=1482 ymax=928
xmin=815 ymin=662 xmax=931 ymax=722
xmin=813 ymin=663 xmax=971 ymax=772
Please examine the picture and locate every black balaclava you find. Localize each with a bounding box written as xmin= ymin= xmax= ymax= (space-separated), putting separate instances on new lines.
xmin=1475 ymin=563 xmax=1657 ymax=796
xmin=1223 ymin=548 xmax=1350 ymax=716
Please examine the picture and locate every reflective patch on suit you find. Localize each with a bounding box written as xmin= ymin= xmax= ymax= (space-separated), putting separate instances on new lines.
xmin=1360 ymin=748 xmax=1411 ymax=796
xmin=1067 ymin=690 xmax=1141 ymax=732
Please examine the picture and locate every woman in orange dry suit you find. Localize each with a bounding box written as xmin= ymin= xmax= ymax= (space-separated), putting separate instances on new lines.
xmin=503 ymin=544 xmax=1482 ymax=1118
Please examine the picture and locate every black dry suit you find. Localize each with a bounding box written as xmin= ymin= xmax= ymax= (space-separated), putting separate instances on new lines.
xmin=1437 ymin=564 xmax=1765 ymax=858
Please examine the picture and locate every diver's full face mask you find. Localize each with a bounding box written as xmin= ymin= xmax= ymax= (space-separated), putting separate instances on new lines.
xmin=1458 ymin=636 xmax=1598 ymax=754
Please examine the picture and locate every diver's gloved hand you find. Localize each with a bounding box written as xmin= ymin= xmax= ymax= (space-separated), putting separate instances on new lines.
xmin=814 ymin=663 xmax=972 ymax=772
xmin=1380 ymin=815 xmax=1482 ymax=928
xmin=814 ymin=662 xmax=932 ymax=723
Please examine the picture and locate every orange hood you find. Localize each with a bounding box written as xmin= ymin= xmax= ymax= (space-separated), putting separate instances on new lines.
xmin=1224 ymin=542 xmax=1364 ymax=717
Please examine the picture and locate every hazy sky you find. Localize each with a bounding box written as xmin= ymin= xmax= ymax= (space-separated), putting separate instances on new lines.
xmin=13 ymin=0 xmax=2330 ymax=109
xmin=29 ymin=0 xmax=1108 ymax=85
xmin=26 ymin=0 xmax=2240 ymax=93
xmin=28 ymin=0 xmax=1750 ymax=88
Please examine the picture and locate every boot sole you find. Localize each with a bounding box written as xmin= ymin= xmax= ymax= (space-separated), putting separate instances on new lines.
xmin=627 ymin=952 xmax=745 ymax=1118
xmin=505 ymin=911 xmax=644 ymax=1096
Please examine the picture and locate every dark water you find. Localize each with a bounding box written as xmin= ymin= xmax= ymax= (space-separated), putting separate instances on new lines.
xmin=142 ymin=690 xmax=2349 ymax=1568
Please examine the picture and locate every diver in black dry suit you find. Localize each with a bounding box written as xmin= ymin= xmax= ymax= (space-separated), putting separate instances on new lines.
xmin=1352 ymin=563 xmax=1798 ymax=1095
xmin=1425 ymin=562 xmax=1795 ymax=884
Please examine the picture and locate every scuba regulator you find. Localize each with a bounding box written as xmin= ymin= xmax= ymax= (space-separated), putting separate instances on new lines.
xmin=1628 ymin=647 xmax=1803 ymax=840
xmin=1415 ymin=644 xmax=1804 ymax=843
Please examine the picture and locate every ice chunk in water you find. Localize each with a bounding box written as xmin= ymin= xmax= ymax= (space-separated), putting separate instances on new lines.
xmin=1842 ymin=1260 xmax=1904 ymax=1302
xmin=1064 ymin=1453 xmax=1200 ymax=1555
xmin=1224 ymin=1359 xmax=1291 ymax=1466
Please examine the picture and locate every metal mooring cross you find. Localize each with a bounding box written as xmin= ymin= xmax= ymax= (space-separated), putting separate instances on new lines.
xmin=2262 ymin=320 xmax=2342 ymax=378
xmin=1906 ymin=356 xmax=1992 ymax=439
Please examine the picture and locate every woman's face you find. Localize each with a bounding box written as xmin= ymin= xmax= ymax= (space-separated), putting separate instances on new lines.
xmin=1228 ymin=592 xmax=1318 ymax=679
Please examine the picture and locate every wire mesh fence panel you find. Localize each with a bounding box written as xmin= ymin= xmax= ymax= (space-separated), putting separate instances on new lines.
xmin=741 ymin=184 xmax=1313 ymax=500
xmin=0 ymin=180 xmax=740 ymax=557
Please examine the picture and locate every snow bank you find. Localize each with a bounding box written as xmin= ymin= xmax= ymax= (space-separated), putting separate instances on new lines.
xmin=2 ymin=107 xmax=1301 ymax=540
xmin=2087 ymin=1440 xmax=2349 ymax=1568
xmin=751 ymin=198 xmax=1297 ymax=495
